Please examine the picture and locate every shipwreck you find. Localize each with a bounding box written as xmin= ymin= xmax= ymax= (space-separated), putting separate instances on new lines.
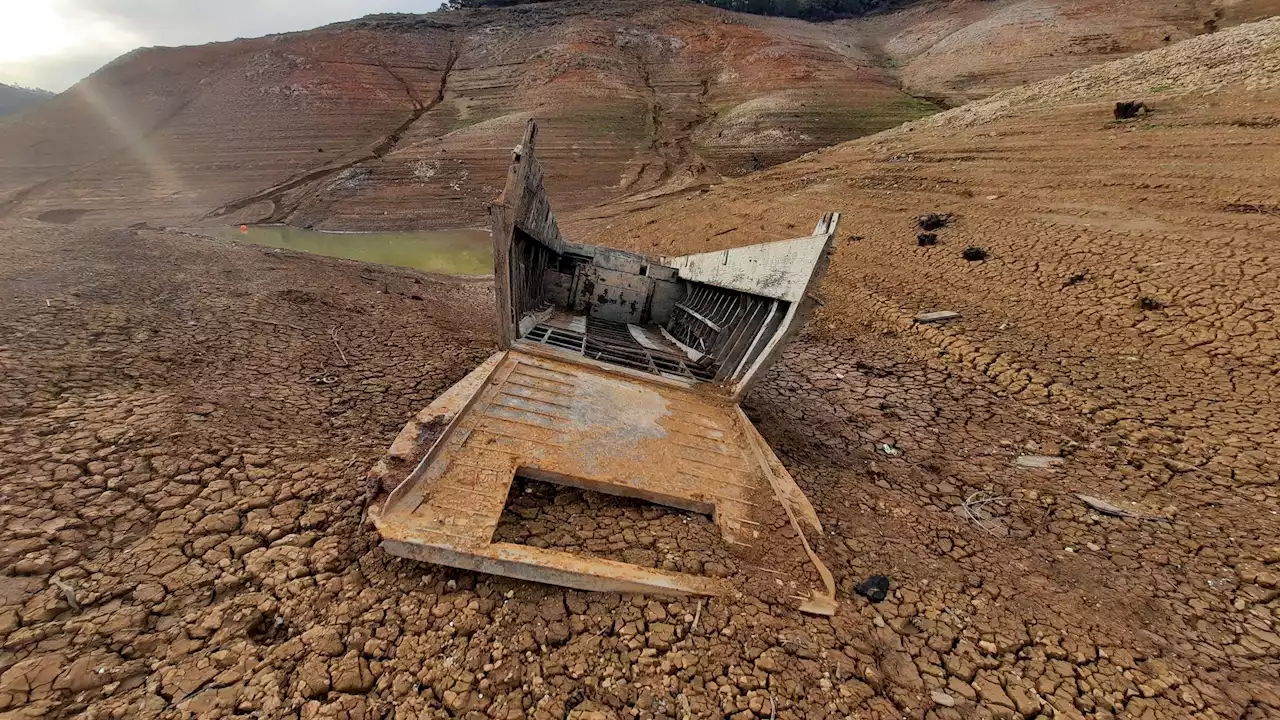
xmin=368 ymin=121 xmax=841 ymax=614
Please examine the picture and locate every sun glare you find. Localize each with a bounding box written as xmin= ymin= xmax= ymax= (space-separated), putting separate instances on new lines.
xmin=0 ymin=2 xmax=139 ymax=64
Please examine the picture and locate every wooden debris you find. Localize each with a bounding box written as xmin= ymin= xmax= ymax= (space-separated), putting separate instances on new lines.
xmin=1013 ymin=455 xmax=1063 ymax=469
xmin=914 ymin=310 xmax=960 ymax=323
xmin=1076 ymin=493 xmax=1169 ymax=522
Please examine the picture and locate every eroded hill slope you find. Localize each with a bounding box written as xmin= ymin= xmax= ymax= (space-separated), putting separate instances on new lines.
xmin=848 ymin=0 xmax=1270 ymax=104
xmin=3 ymin=0 xmax=1272 ymax=231
xmin=0 ymin=84 xmax=53 ymax=117
xmin=0 ymin=0 xmax=936 ymax=230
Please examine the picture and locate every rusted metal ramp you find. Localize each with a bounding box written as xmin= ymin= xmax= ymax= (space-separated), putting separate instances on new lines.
xmin=368 ymin=121 xmax=841 ymax=614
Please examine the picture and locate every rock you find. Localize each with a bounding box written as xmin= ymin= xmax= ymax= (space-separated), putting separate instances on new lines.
xmin=0 ymin=577 xmax=43 ymax=606
xmin=643 ymin=601 xmax=667 ymax=623
xmin=647 ymin=623 xmax=676 ymax=650
xmin=962 ymin=247 xmax=988 ymax=262
xmin=947 ymin=675 xmax=976 ymax=701
xmin=301 ymin=626 xmax=346 ymax=657
xmin=918 ymin=213 xmax=952 ymax=230
xmin=1114 ymin=100 xmax=1150 ymax=119
xmin=178 ymin=685 xmax=242 ymax=715
xmin=931 ymin=690 xmax=956 ymax=707
xmin=0 ymin=653 xmax=66 ymax=707
xmin=53 ymin=653 xmax=114 ymax=693
xmin=537 ymin=595 xmax=566 ymax=622
xmin=755 ymin=652 xmax=784 ymax=674
xmin=882 ymin=651 xmax=923 ymax=690
xmin=133 ymin=583 xmax=166 ymax=604
xmin=855 ymin=575 xmax=890 ymax=603
xmin=194 ymin=511 xmax=240 ymax=535
xmin=917 ymin=233 xmax=939 ymax=246
xmin=52 ymin=464 xmax=82 ymax=482
xmin=1006 ymin=680 xmax=1043 ymax=716
xmin=160 ymin=659 xmax=220 ymax=701
xmin=974 ymin=673 xmax=1016 ymax=710
xmin=331 ymin=652 xmax=375 ymax=694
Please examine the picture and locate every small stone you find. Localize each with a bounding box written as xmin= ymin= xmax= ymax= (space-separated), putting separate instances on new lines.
xmin=918 ymin=213 xmax=951 ymax=230
xmin=647 ymin=623 xmax=676 ymax=650
xmin=643 ymin=602 xmax=667 ymax=623
xmin=855 ymin=576 xmax=890 ymax=603
xmin=931 ymin=690 xmax=956 ymax=707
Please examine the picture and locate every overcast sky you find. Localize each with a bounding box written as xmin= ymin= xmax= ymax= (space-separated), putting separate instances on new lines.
xmin=0 ymin=0 xmax=446 ymax=92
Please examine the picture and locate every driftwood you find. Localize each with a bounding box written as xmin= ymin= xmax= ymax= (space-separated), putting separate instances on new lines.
xmin=330 ymin=328 xmax=349 ymax=366
xmin=1076 ymin=493 xmax=1169 ymax=522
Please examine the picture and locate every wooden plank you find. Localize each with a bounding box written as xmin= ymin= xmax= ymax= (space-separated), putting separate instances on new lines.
xmin=729 ymin=212 xmax=840 ymax=401
xmin=660 ymin=232 xmax=833 ymax=302
xmin=491 ymin=121 xmax=538 ymax=348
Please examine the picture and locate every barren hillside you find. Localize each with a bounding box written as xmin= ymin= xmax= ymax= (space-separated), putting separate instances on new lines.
xmin=2 ymin=0 xmax=1271 ymax=231
xmin=0 ymin=84 xmax=53 ymax=117
xmin=848 ymin=0 xmax=1279 ymax=104
xmin=0 ymin=0 xmax=936 ymax=231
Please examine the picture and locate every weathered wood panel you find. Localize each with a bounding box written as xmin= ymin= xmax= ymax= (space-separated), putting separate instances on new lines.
xmin=661 ymin=232 xmax=832 ymax=303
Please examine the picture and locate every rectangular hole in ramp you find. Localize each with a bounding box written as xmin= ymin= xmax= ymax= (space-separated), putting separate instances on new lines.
xmin=493 ymin=476 xmax=738 ymax=578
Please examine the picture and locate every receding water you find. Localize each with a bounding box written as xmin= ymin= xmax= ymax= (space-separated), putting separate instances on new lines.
xmin=208 ymin=225 xmax=493 ymax=275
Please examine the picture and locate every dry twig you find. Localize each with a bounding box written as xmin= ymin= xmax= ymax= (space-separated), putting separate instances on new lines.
xmin=961 ymin=491 xmax=1011 ymax=536
xmin=329 ymin=327 xmax=349 ymax=366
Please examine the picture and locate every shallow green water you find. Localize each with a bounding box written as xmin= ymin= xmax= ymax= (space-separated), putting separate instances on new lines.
xmin=209 ymin=226 xmax=493 ymax=275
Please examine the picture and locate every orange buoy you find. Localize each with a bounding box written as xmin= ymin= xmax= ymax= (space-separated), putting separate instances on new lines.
xmin=239 ymin=225 xmax=249 ymax=234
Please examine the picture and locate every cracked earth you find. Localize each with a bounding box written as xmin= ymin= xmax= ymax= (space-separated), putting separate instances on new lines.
xmin=3 ymin=20 xmax=1280 ymax=720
